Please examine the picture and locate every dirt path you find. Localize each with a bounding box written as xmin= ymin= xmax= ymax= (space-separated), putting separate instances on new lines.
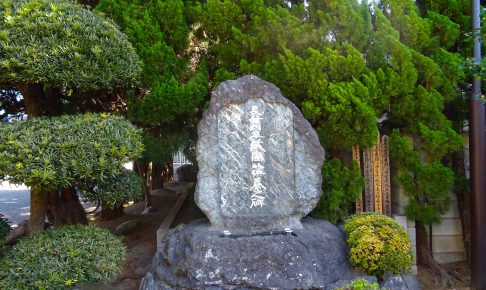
xmin=79 ymin=182 xmax=201 ymax=290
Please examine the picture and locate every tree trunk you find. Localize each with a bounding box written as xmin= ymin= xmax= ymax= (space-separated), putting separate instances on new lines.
xmin=16 ymin=84 xmax=44 ymax=117
xmin=451 ymin=150 xmax=471 ymax=262
xmin=17 ymin=84 xmax=48 ymax=236
xmin=151 ymin=162 xmax=165 ymax=189
xmin=27 ymin=188 xmax=48 ymax=235
xmin=100 ymin=203 xmax=124 ymax=220
xmin=43 ymin=87 xmax=62 ymax=116
xmin=135 ymin=161 xmax=153 ymax=208
xmin=416 ymin=222 xmax=460 ymax=284
xmin=46 ymin=188 xmax=88 ymax=227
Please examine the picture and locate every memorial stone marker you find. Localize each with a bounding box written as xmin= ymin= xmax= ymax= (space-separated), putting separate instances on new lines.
xmin=195 ymin=75 xmax=325 ymax=234
xmin=140 ymin=75 xmax=367 ymax=289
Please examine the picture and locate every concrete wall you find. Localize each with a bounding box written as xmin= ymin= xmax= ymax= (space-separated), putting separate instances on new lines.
xmin=427 ymin=135 xmax=468 ymax=263
xmin=428 ymin=194 xmax=466 ymax=263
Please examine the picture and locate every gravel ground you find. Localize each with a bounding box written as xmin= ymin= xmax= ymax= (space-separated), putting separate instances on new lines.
xmin=0 ymin=182 xmax=30 ymax=226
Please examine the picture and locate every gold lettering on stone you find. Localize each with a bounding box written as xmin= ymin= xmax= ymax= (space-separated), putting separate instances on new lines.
xmin=363 ymin=148 xmax=374 ymax=212
xmin=373 ymin=136 xmax=383 ymax=213
xmin=352 ymin=145 xmax=363 ymax=213
xmin=381 ymin=135 xmax=392 ymax=217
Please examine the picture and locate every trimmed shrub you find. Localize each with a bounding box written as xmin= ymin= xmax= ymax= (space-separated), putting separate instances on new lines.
xmin=80 ymin=169 xmax=144 ymax=209
xmin=0 ymin=225 xmax=126 ymax=289
xmin=0 ymin=0 xmax=141 ymax=90
xmin=0 ymin=113 xmax=143 ymax=192
xmin=344 ymin=212 xmax=413 ymax=279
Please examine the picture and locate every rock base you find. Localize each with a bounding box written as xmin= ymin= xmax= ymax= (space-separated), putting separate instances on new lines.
xmin=140 ymin=218 xmax=352 ymax=289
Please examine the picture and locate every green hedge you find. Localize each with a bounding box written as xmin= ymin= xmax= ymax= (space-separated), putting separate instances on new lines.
xmin=0 ymin=0 xmax=141 ymax=89
xmin=0 ymin=113 xmax=143 ymax=192
xmin=0 ymin=225 xmax=126 ymax=289
xmin=344 ymin=212 xmax=413 ymax=279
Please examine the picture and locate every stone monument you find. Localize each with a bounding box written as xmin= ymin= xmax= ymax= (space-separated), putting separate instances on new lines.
xmin=195 ymin=74 xmax=324 ymax=234
xmin=140 ymin=76 xmax=354 ymax=289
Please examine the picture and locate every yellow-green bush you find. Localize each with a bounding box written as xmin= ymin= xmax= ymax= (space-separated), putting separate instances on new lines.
xmin=0 ymin=225 xmax=126 ymax=289
xmin=344 ymin=212 xmax=413 ymax=279
xmin=336 ymin=278 xmax=380 ymax=290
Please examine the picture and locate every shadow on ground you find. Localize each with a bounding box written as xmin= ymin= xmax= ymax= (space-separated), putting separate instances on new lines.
xmin=79 ymin=182 xmax=203 ymax=290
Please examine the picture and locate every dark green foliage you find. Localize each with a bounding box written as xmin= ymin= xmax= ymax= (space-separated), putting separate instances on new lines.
xmin=89 ymin=0 xmax=467 ymax=229
xmin=312 ymin=158 xmax=364 ymax=224
xmin=0 ymin=225 xmax=126 ymax=289
xmin=0 ymin=0 xmax=141 ymax=90
xmin=0 ymin=214 xmax=10 ymax=240
xmin=187 ymin=0 xmax=466 ymax=225
xmin=81 ymin=169 xmax=144 ymax=209
xmin=95 ymin=0 xmax=208 ymax=123
xmin=389 ymin=131 xmax=456 ymax=225
xmin=96 ymin=0 xmax=208 ymax=166
xmin=344 ymin=212 xmax=413 ymax=279
xmin=0 ymin=217 xmax=8 ymax=255
xmin=0 ymin=113 xmax=143 ymax=191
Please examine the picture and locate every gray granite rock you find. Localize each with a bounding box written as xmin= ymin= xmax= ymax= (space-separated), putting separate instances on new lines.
xmin=380 ymin=275 xmax=421 ymax=290
xmin=141 ymin=218 xmax=351 ymax=290
xmin=195 ymin=75 xmax=325 ymax=234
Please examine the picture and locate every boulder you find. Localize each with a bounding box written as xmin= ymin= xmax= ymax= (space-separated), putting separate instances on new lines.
xmin=141 ymin=218 xmax=351 ymax=289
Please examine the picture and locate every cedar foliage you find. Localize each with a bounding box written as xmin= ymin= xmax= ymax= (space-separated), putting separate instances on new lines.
xmin=96 ymin=0 xmax=208 ymax=165
xmin=183 ymin=0 xmax=465 ymax=225
xmin=94 ymin=0 xmax=469 ymax=227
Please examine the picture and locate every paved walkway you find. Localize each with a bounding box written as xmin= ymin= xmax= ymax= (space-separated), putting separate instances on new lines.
xmin=0 ymin=182 xmax=30 ymax=226
xmin=0 ymin=181 xmax=193 ymax=226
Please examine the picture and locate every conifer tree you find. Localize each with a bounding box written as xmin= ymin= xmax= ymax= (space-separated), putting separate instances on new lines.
xmin=96 ymin=0 xmax=207 ymax=199
xmin=91 ymin=1 xmax=471 ymax=276
xmin=187 ymin=0 xmax=466 ymax=273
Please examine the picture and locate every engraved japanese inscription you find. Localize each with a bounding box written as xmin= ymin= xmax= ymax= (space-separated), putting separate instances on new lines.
xmin=195 ymin=75 xmax=325 ymax=234
xmin=218 ymin=98 xmax=295 ymax=216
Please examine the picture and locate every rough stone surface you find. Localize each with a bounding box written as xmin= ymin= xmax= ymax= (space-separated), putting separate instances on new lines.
xmin=140 ymin=218 xmax=351 ymax=290
xmin=380 ymin=275 xmax=421 ymax=290
xmin=195 ymin=75 xmax=325 ymax=234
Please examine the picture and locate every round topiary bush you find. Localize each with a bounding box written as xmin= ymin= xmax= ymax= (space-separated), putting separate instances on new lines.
xmin=344 ymin=212 xmax=413 ymax=279
xmin=0 ymin=225 xmax=126 ymax=289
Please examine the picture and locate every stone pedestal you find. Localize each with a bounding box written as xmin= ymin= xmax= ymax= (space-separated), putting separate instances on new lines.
xmin=141 ymin=218 xmax=352 ymax=290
